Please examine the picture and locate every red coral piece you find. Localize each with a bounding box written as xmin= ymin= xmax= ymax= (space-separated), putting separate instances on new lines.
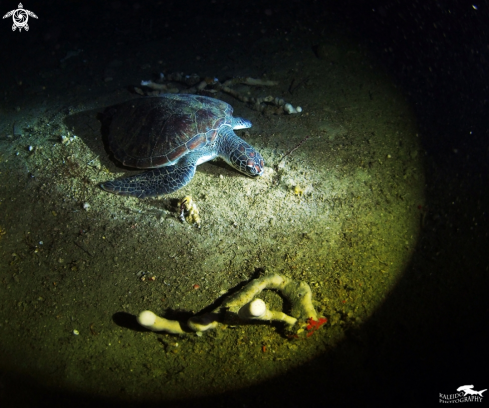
xmin=305 ymin=317 xmax=328 ymax=337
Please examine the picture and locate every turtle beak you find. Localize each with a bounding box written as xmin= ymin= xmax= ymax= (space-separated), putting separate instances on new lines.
xmin=246 ymin=157 xmax=265 ymax=176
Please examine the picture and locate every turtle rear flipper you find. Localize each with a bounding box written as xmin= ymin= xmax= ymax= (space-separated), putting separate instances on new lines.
xmin=101 ymin=162 xmax=196 ymax=198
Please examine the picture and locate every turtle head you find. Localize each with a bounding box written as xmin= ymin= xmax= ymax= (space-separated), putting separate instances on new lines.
xmin=228 ymin=140 xmax=265 ymax=177
xmin=245 ymin=152 xmax=265 ymax=177
xmin=219 ymin=126 xmax=264 ymax=177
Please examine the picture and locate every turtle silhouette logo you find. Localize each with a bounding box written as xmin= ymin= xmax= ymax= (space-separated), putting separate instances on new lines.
xmin=3 ymin=3 xmax=38 ymax=32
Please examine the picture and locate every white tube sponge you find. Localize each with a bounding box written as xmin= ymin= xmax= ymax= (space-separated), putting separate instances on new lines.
xmin=266 ymin=310 xmax=298 ymax=325
xmin=284 ymin=103 xmax=303 ymax=114
xmin=281 ymin=280 xmax=317 ymax=321
xmin=237 ymin=299 xmax=297 ymax=325
xmin=187 ymin=313 xmax=220 ymax=332
xmin=238 ymin=298 xmax=267 ymax=319
xmin=137 ymin=310 xmax=185 ymax=334
xmin=226 ymin=273 xmax=317 ymax=321
xmin=136 ymin=273 xmax=319 ymax=335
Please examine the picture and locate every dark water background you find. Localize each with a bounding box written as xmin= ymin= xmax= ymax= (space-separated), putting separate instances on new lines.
xmin=0 ymin=1 xmax=487 ymax=406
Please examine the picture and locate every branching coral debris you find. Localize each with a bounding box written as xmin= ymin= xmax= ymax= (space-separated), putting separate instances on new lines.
xmin=137 ymin=273 xmax=326 ymax=336
xmin=138 ymin=72 xmax=302 ymax=115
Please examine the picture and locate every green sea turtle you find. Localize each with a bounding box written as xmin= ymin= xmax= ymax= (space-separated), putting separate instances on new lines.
xmin=101 ymin=94 xmax=265 ymax=198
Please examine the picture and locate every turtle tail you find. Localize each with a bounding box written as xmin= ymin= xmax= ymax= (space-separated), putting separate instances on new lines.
xmin=101 ymin=164 xmax=196 ymax=198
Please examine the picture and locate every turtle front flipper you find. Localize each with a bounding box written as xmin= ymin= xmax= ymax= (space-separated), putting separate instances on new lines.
xmin=101 ymin=162 xmax=196 ymax=198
